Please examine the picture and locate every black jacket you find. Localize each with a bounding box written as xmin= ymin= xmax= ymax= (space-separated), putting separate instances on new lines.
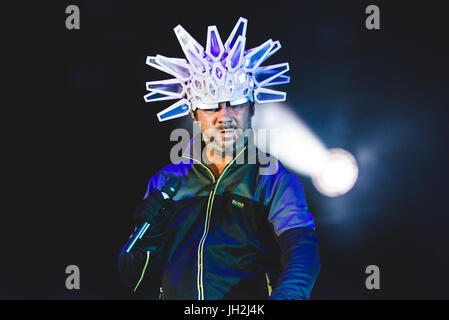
xmin=118 ymin=134 xmax=320 ymax=299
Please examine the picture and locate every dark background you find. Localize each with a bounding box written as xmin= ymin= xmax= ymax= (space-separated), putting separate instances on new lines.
xmin=3 ymin=0 xmax=448 ymax=299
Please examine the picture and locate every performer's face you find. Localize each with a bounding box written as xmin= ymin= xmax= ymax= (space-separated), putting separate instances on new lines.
xmin=192 ymin=101 xmax=254 ymax=156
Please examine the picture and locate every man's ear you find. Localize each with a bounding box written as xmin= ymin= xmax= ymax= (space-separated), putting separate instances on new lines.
xmin=190 ymin=110 xmax=197 ymax=121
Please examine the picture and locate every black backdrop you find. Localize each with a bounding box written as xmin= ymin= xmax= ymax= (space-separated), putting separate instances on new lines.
xmin=3 ymin=0 xmax=448 ymax=299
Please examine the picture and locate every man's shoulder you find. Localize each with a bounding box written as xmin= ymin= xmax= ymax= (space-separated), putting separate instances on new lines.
xmin=144 ymin=161 xmax=193 ymax=191
xmin=254 ymin=148 xmax=292 ymax=180
xmin=153 ymin=160 xmax=193 ymax=179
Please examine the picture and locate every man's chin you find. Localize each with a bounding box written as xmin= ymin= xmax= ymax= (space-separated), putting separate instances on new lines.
xmin=212 ymin=139 xmax=246 ymax=156
xmin=212 ymin=144 xmax=234 ymax=156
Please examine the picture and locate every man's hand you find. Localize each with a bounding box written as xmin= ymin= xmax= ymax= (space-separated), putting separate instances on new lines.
xmin=134 ymin=188 xmax=175 ymax=236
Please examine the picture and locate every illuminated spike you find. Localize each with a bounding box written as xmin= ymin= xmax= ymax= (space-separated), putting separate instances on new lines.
xmin=184 ymin=44 xmax=210 ymax=75
xmin=173 ymin=25 xmax=209 ymax=75
xmin=253 ymin=63 xmax=289 ymax=87
xmin=225 ymin=35 xmax=246 ymax=72
xmin=263 ymin=40 xmax=281 ymax=63
xmin=243 ymin=39 xmax=274 ymax=72
xmin=146 ymin=56 xmax=190 ymax=76
xmin=174 ymin=25 xmax=204 ymax=55
xmin=260 ymin=74 xmax=290 ymax=87
xmin=164 ymin=57 xmax=189 ymax=64
xmin=146 ymin=79 xmax=184 ymax=98
xmin=144 ymin=91 xmax=180 ymax=103
xmin=224 ymin=17 xmax=247 ymax=51
xmin=206 ymin=26 xmax=225 ymax=62
xmin=155 ymin=55 xmax=193 ymax=82
xmin=157 ymin=99 xmax=191 ymax=122
xmin=254 ymin=87 xmax=286 ymax=103
xmin=146 ymin=56 xmax=170 ymax=74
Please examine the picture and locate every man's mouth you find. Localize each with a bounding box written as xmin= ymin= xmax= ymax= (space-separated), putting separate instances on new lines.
xmin=217 ymin=128 xmax=236 ymax=138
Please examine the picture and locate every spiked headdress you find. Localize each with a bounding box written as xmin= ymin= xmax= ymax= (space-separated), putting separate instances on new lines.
xmin=144 ymin=17 xmax=290 ymax=122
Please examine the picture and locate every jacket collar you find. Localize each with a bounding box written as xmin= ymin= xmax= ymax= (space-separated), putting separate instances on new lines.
xmin=181 ymin=129 xmax=258 ymax=177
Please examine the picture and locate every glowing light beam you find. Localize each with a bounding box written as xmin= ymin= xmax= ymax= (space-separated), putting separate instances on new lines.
xmin=252 ymin=103 xmax=358 ymax=197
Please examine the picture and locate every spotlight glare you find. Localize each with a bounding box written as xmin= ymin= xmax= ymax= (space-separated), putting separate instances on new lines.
xmin=252 ymin=103 xmax=358 ymax=197
xmin=312 ymin=148 xmax=358 ymax=197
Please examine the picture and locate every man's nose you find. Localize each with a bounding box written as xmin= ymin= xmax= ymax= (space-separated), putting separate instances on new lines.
xmin=217 ymin=103 xmax=232 ymax=123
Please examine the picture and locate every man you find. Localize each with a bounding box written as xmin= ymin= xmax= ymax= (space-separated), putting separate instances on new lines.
xmin=118 ymin=17 xmax=320 ymax=300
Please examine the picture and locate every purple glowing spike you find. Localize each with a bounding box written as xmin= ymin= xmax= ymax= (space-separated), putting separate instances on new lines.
xmin=225 ymin=17 xmax=248 ymax=51
xmin=243 ymin=39 xmax=274 ymax=72
xmin=254 ymin=87 xmax=286 ymax=103
xmin=206 ymin=26 xmax=225 ymax=62
xmin=210 ymin=31 xmax=220 ymax=57
xmin=254 ymin=63 xmax=289 ymax=86
xmin=226 ymin=36 xmax=246 ymax=71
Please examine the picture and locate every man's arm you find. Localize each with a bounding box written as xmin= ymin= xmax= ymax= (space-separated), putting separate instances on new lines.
xmin=117 ymin=174 xmax=171 ymax=298
xmin=267 ymin=171 xmax=320 ymax=299
xmin=118 ymin=229 xmax=166 ymax=298
xmin=269 ymin=226 xmax=320 ymax=299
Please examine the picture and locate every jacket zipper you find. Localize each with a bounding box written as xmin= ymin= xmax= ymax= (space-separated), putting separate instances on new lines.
xmin=197 ymin=182 xmax=216 ymax=299
xmin=182 ymin=155 xmax=216 ymax=300
xmin=182 ymin=147 xmax=246 ymax=300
